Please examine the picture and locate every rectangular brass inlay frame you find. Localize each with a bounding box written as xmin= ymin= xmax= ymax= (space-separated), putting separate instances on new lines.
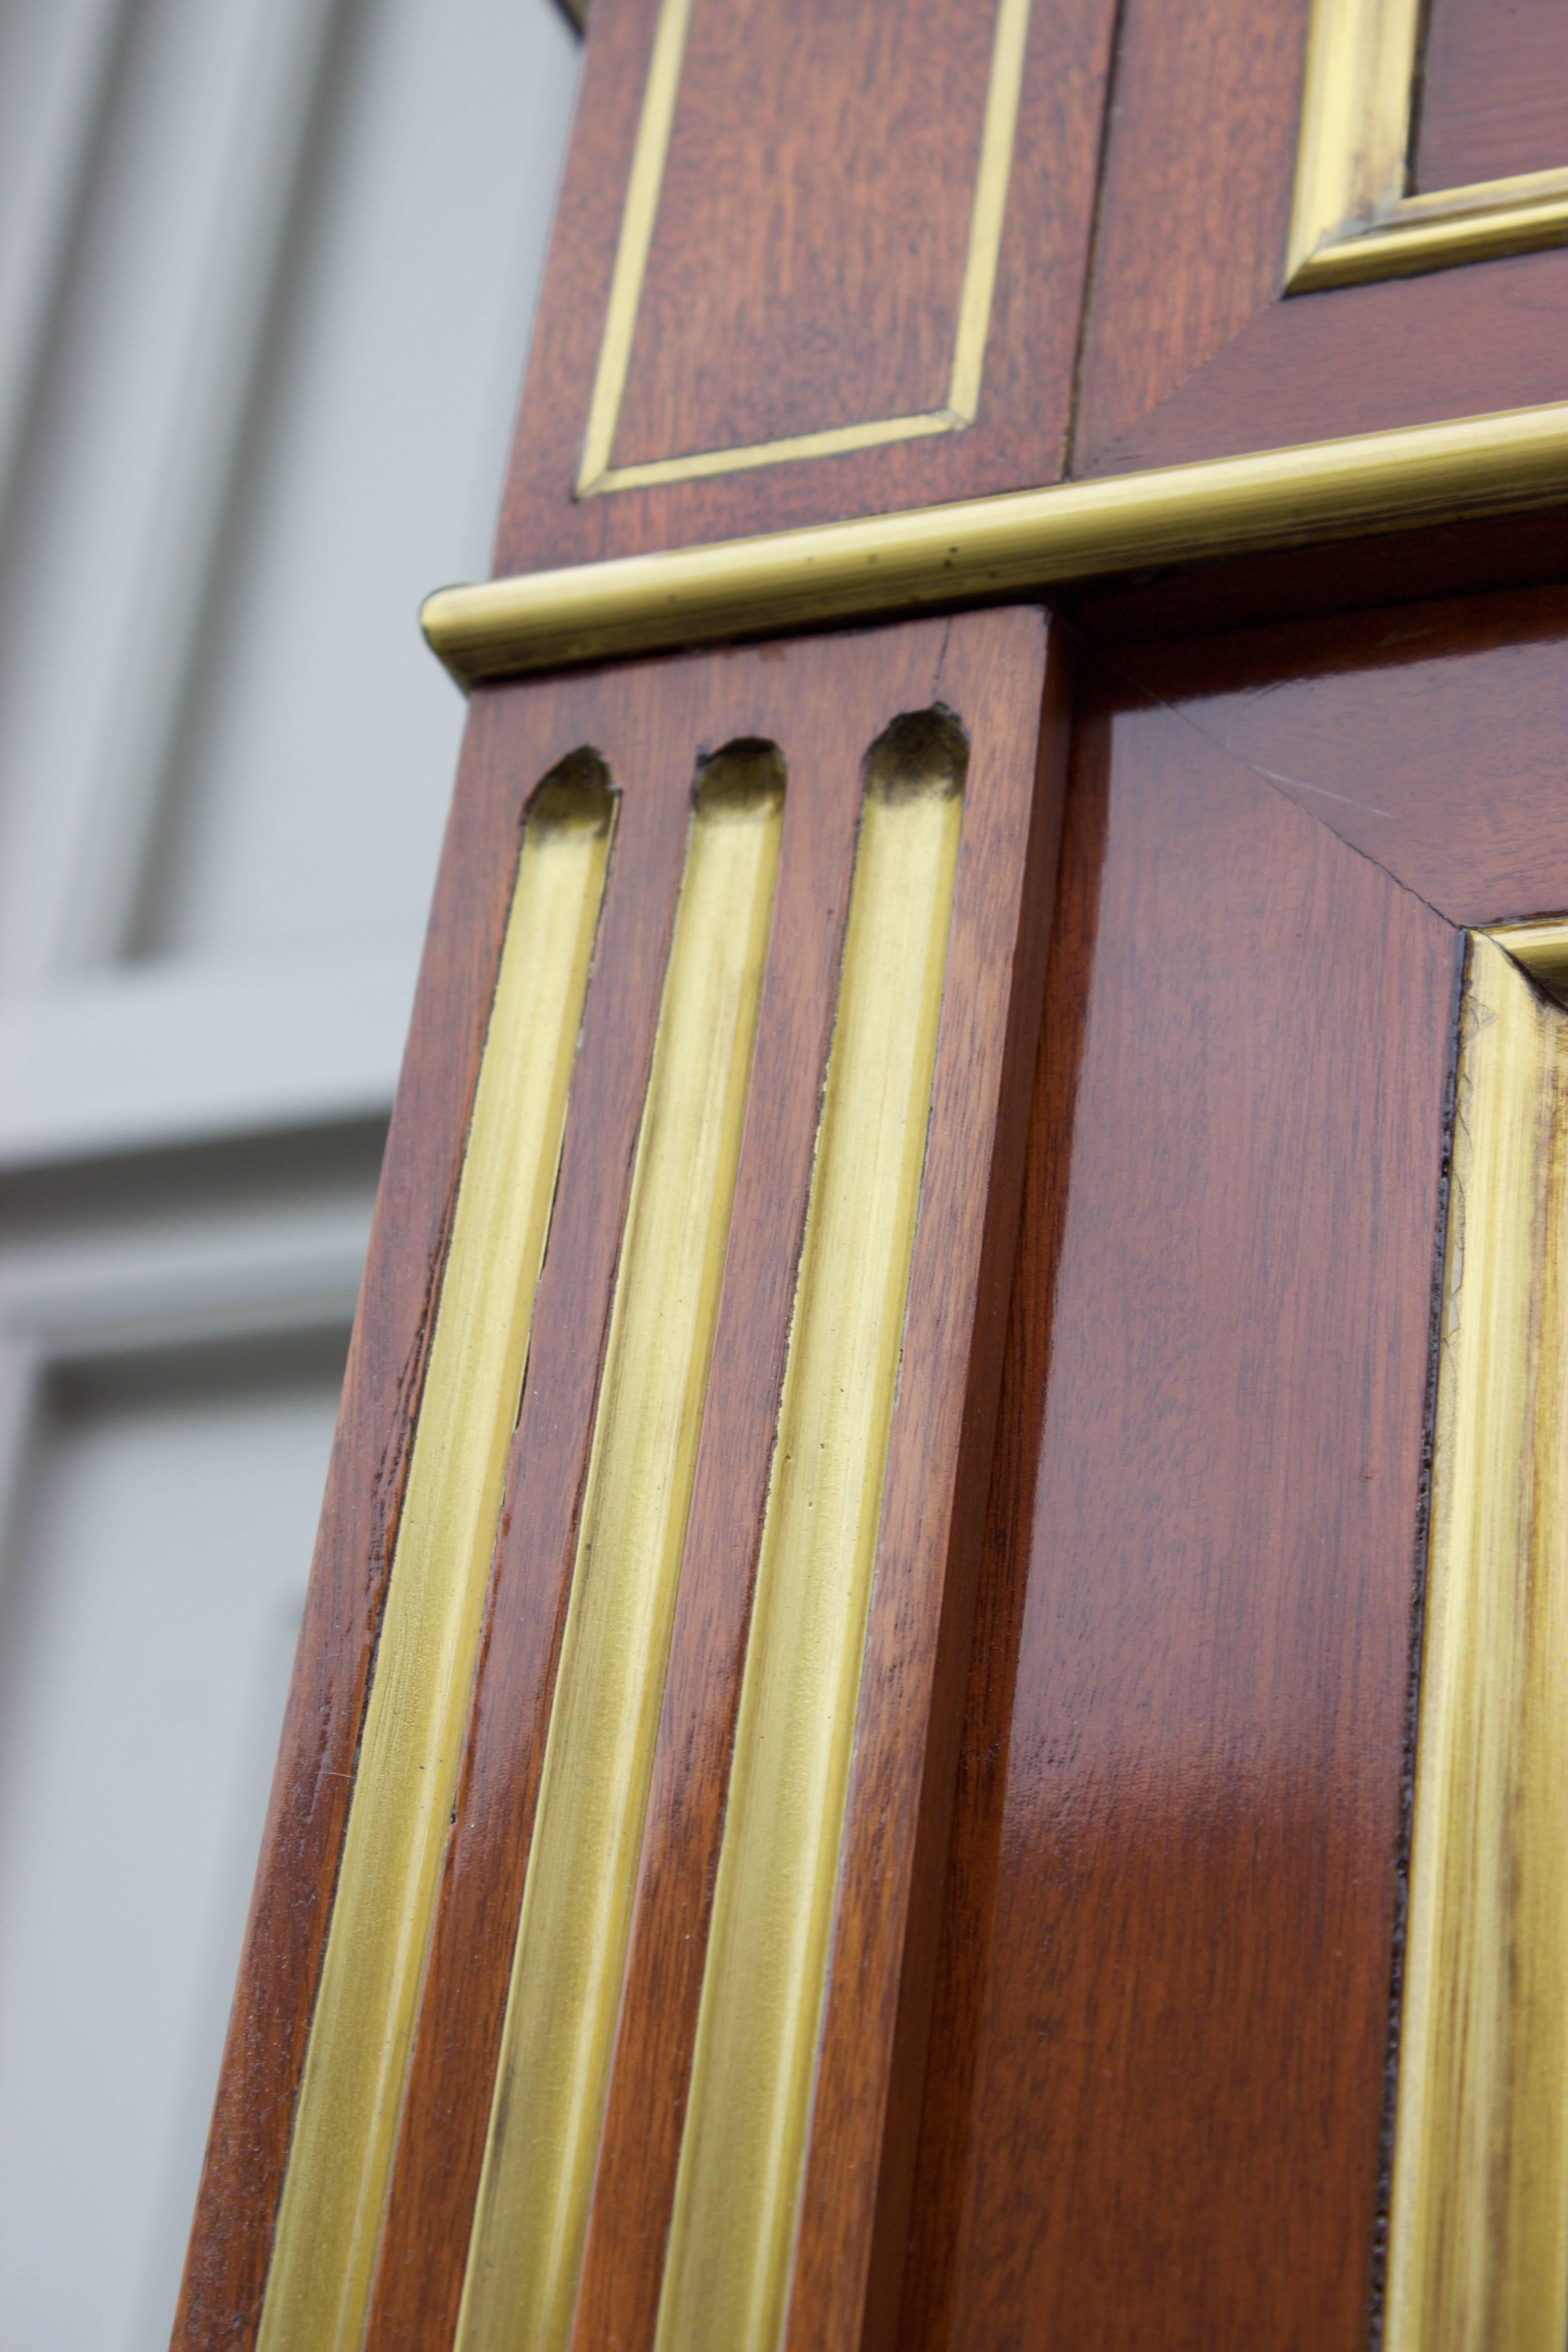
xmin=1288 ymin=0 xmax=1568 ymax=289
xmin=656 ymin=717 xmax=965 ymax=2352
xmin=576 ymin=0 xmax=1032 ymax=495
xmin=456 ymin=749 xmax=784 ymax=2352
xmin=255 ymin=767 xmax=615 ymax=2352
xmin=1387 ymin=923 xmax=1568 ymax=2352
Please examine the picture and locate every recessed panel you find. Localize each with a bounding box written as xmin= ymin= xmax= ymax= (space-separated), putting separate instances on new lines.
xmin=601 ymin=0 xmax=1009 ymax=483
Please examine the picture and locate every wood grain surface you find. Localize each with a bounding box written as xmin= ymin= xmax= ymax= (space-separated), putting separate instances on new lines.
xmin=352 ymin=609 xmax=1059 ymax=2352
xmin=901 ymin=652 xmax=1460 ymax=2351
xmin=493 ymin=0 xmax=1115 ymax=568
xmin=606 ymin=0 xmax=995 ymax=469
xmin=1099 ymin=581 xmax=1568 ymax=926
xmin=1072 ymin=0 xmax=1568 ymax=479
xmin=1063 ymin=505 xmax=1568 ymax=647
xmin=898 ymin=690 xmax=1111 ymax=2352
xmin=782 ymin=621 xmax=1069 ymax=2352
xmin=495 ymin=0 xmax=1568 ymax=568
xmin=1415 ymin=0 xmax=1568 ymax=191
xmin=488 ymin=0 xmax=1565 ymax=569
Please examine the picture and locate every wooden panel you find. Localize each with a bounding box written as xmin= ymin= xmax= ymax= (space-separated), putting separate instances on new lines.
xmin=314 ymin=608 xmax=1063 ymax=2352
xmin=605 ymin=0 xmax=1000 ymax=473
xmin=1072 ymin=0 xmax=1568 ymax=478
xmin=1416 ymin=0 xmax=1568 ymax=192
xmin=1069 ymin=0 xmax=1307 ymax=475
xmin=902 ymin=664 xmax=1457 ymax=2347
xmin=492 ymin=0 xmax=1114 ymax=567
xmin=1063 ymin=505 xmax=1568 ymax=646
xmin=1076 ymin=251 xmax=1568 ymax=476
xmin=481 ymin=0 xmax=1568 ymax=555
xmin=1101 ymin=582 xmax=1568 ymax=925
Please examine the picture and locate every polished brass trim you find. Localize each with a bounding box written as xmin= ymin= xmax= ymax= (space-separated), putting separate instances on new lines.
xmin=256 ymin=763 xmax=615 ymax=2352
xmin=1288 ymin=0 xmax=1424 ymax=280
xmin=1292 ymin=172 xmax=1568 ymax=290
xmin=947 ymin=0 xmax=1031 ymax=421
xmin=1485 ymin=916 xmax=1568 ymax=1003
xmin=655 ymin=714 xmax=965 ymax=2352
xmin=1386 ymin=927 xmax=1568 ymax=2352
xmin=455 ymin=747 xmax=784 ymax=2352
xmin=575 ymin=0 xmax=1031 ymax=495
xmin=424 ymin=401 xmax=1568 ymax=686
xmin=1287 ymin=0 xmax=1568 ymax=289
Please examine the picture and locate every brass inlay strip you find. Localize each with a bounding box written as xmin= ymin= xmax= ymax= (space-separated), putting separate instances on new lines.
xmin=947 ymin=0 xmax=1032 ymax=422
xmin=1386 ymin=926 xmax=1568 ymax=2352
xmin=455 ymin=746 xmax=784 ymax=2352
xmin=256 ymin=764 xmax=615 ymax=2352
xmin=655 ymin=715 xmax=965 ymax=2352
xmin=576 ymin=0 xmax=694 ymax=492
xmin=1287 ymin=0 xmax=1568 ymax=289
xmin=576 ymin=0 xmax=1032 ymax=495
xmin=1292 ymin=174 xmax=1568 ymax=289
xmin=424 ymin=402 xmax=1568 ymax=688
xmin=1485 ymin=917 xmax=1568 ymax=1004
xmin=1288 ymin=0 xmax=1420 ymax=279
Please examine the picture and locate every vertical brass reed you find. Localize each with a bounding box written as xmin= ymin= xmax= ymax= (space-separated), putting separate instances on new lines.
xmin=256 ymin=760 xmax=615 ymax=2352
xmin=655 ymin=713 xmax=966 ymax=2352
xmin=455 ymin=745 xmax=785 ymax=2352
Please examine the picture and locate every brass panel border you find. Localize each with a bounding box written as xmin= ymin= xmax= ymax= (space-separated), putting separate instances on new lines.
xmin=1287 ymin=0 xmax=1568 ymax=290
xmin=575 ymin=0 xmax=1032 ymax=496
xmin=1387 ymin=922 xmax=1568 ymax=2352
xmin=423 ymin=400 xmax=1568 ymax=686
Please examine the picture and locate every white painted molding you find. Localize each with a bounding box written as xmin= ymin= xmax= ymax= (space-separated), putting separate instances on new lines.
xmin=0 ymin=952 xmax=413 ymax=1166
xmin=0 ymin=0 xmax=128 ymax=525
xmin=34 ymin=0 xmax=347 ymax=977
xmin=0 ymin=1191 xmax=372 ymax=1360
xmin=0 ymin=1178 xmax=370 ymax=1579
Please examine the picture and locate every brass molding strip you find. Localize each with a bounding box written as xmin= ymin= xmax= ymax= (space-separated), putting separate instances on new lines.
xmin=423 ymin=401 xmax=1568 ymax=686
xmin=456 ymin=749 xmax=784 ymax=2352
xmin=655 ymin=720 xmax=965 ymax=2352
xmin=1487 ymin=916 xmax=1568 ymax=1004
xmin=575 ymin=0 xmax=1031 ymax=496
xmin=256 ymin=765 xmax=616 ymax=2352
xmin=1287 ymin=0 xmax=1568 ymax=289
xmin=1386 ymin=926 xmax=1568 ymax=2352
xmin=1291 ymin=174 xmax=1568 ymax=291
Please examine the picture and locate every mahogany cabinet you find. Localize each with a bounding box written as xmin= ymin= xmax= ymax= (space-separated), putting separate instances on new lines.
xmin=176 ymin=2 xmax=1568 ymax=2347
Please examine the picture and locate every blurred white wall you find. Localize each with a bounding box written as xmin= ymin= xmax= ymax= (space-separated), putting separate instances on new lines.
xmin=0 ymin=0 xmax=578 ymax=2341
